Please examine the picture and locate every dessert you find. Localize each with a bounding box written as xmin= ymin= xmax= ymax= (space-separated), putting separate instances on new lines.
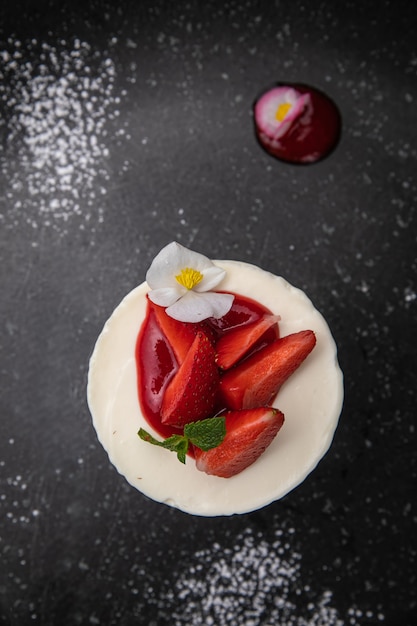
xmin=87 ymin=243 xmax=343 ymax=516
xmin=253 ymin=83 xmax=341 ymax=164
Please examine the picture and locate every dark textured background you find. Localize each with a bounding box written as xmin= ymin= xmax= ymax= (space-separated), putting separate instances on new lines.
xmin=1 ymin=1 xmax=416 ymax=624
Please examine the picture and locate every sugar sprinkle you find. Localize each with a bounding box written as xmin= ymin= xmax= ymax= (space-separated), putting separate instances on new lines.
xmin=156 ymin=527 xmax=384 ymax=626
xmin=0 ymin=36 xmax=128 ymax=235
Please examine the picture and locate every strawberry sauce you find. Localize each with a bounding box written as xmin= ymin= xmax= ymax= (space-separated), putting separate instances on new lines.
xmin=136 ymin=293 xmax=277 ymax=441
xmin=254 ymin=83 xmax=341 ymax=164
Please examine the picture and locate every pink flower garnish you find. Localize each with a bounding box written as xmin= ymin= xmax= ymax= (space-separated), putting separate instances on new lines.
xmin=254 ymin=86 xmax=311 ymax=140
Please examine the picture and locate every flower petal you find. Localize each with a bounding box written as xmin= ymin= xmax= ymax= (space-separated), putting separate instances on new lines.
xmin=166 ymin=291 xmax=234 ymax=323
xmin=283 ymin=92 xmax=310 ymax=123
xmin=174 ymin=245 xmax=218 ymax=274
xmin=202 ymin=292 xmax=235 ymax=318
xmin=195 ymin=265 xmax=226 ymax=292
xmin=148 ymin=286 xmax=184 ymax=307
xmin=146 ymin=242 xmax=184 ymax=289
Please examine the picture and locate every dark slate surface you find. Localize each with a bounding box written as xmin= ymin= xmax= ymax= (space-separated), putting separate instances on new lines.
xmin=0 ymin=1 xmax=416 ymax=624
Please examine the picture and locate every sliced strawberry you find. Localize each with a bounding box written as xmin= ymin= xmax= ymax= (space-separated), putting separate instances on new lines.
xmin=219 ymin=330 xmax=316 ymax=409
xmin=149 ymin=298 xmax=217 ymax=363
xmin=161 ymin=331 xmax=219 ymax=428
xmin=215 ymin=314 xmax=280 ymax=370
xmin=194 ymin=407 xmax=285 ymax=478
xmin=149 ymin=298 xmax=206 ymax=364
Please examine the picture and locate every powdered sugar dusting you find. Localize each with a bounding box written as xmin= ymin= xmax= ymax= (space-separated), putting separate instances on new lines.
xmin=156 ymin=527 xmax=384 ymax=626
xmin=0 ymin=36 xmax=129 ymax=235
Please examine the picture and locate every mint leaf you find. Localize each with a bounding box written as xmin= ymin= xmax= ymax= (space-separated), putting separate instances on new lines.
xmin=184 ymin=416 xmax=226 ymax=451
xmin=138 ymin=416 xmax=226 ymax=464
xmin=166 ymin=436 xmax=188 ymax=464
xmin=138 ymin=429 xmax=164 ymax=447
xmin=138 ymin=428 xmax=189 ymax=464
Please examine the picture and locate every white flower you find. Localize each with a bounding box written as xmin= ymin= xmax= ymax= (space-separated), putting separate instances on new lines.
xmin=146 ymin=242 xmax=234 ymax=323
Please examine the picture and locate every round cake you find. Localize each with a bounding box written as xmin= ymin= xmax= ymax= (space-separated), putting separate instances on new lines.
xmin=87 ymin=255 xmax=343 ymax=516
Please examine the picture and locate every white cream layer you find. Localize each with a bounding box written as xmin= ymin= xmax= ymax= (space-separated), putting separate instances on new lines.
xmin=87 ymin=260 xmax=344 ymax=516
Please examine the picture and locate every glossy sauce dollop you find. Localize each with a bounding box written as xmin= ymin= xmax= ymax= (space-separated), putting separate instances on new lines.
xmin=254 ymin=83 xmax=341 ymax=164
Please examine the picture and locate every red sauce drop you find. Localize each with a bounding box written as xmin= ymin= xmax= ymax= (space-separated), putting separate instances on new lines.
xmin=135 ymin=293 xmax=276 ymax=442
xmin=254 ymin=83 xmax=341 ymax=164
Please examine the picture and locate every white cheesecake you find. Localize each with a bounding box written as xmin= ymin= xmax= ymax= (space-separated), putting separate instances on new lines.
xmin=87 ymin=260 xmax=344 ymax=516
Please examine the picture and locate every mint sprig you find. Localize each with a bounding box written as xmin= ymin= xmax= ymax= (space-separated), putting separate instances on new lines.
xmin=138 ymin=416 xmax=226 ymax=464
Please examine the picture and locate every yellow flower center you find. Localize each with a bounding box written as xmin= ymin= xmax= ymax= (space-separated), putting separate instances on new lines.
xmin=175 ymin=267 xmax=204 ymax=290
xmin=275 ymin=102 xmax=292 ymax=122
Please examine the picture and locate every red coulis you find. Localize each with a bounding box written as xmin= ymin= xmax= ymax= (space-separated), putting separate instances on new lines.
xmin=136 ymin=293 xmax=278 ymax=443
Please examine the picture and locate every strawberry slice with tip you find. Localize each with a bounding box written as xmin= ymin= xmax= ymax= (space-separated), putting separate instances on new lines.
xmin=219 ymin=330 xmax=316 ymax=409
xmin=161 ymin=331 xmax=219 ymax=428
xmin=216 ymin=314 xmax=280 ymax=370
xmin=194 ymin=407 xmax=285 ymax=478
xmin=149 ymin=298 xmax=209 ymax=365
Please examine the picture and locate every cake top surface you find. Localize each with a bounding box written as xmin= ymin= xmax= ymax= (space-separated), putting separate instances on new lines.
xmin=87 ymin=250 xmax=343 ymax=516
